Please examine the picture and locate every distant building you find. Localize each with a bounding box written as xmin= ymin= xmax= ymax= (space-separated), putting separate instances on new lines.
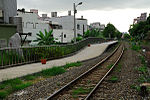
xmin=0 ymin=0 xmax=17 ymax=24
xmin=45 ymin=11 xmax=88 ymax=43
xmin=133 ymin=13 xmax=147 ymax=24
xmin=40 ymin=14 xmax=50 ymax=21
xmin=90 ymin=22 xmax=105 ymax=31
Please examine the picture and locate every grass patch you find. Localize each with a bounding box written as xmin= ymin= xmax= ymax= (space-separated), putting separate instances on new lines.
xmin=0 ymin=91 xmax=8 ymax=99
xmin=41 ymin=67 xmax=66 ymax=76
xmin=131 ymin=43 xmax=141 ymax=52
xmin=72 ymin=87 xmax=91 ymax=98
xmin=109 ymin=76 xmax=118 ymax=83
xmin=114 ymin=64 xmax=122 ymax=72
xmin=2 ymin=78 xmax=22 ymax=86
xmin=138 ymin=75 xmax=147 ymax=83
xmin=0 ymin=78 xmax=32 ymax=99
xmin=24 ymin=75 xmax=36 ymax=81
xmin=0 ymin=84 xmax=6 ymax=90
xmin=139 ymin=56 xmax=146 ymax=65
xmin=107 ymin=64 xmax=113 ymax=69
xmin=63 ymin=62 xmax=82 ymax=69
xmin=87 ymin=80 xmax=91 ymax=84
xmin=12 ymin=82 xmax=32 ymax=91
xmin=130 ymin=84 xmax=140 ymax=91
xmin=137 ymin=66 xmax=148 ymax=74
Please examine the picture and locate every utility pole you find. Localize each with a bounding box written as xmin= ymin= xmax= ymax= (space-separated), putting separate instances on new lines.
xmin=73 ymin=2 xmax=82 ymax=43
xmin=74 ymin=3 xmax=76 ymax=43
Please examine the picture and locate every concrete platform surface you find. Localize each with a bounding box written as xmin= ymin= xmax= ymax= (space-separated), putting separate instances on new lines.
xmin=0 ymin=41 xmax=117 ymax=82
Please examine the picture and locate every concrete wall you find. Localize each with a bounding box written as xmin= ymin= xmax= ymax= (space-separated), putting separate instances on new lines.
xmin=0 ymin=0 xmax=17 ymax=23
xmin=53 ymin=29 xmax=74 ymax=43
xmin=0 ymin=24 xmax=17 ymax=47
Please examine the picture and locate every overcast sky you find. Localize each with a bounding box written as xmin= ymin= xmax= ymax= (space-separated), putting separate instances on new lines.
xmin=17 ymin=0 xmax=150 ymax=32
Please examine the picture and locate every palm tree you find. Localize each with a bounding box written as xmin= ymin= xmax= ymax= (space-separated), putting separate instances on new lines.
xmin=34 ymin=29 xmax=54 ymax=45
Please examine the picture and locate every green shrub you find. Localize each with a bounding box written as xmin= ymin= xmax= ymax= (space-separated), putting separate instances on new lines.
xmin=41 ymin=67 xmax=66 ymax=76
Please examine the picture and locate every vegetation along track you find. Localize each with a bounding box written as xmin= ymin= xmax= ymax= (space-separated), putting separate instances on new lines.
xmin=46 ymin=43 xmax=124 ymax=100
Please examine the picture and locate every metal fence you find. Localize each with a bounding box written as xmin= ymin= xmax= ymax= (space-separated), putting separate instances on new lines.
xmin=0 ymin=37 xmax=112 ymax=69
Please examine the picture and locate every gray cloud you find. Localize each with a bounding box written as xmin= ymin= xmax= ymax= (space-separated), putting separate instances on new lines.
xmin=17 ymin=0 xmax=150 ymax=12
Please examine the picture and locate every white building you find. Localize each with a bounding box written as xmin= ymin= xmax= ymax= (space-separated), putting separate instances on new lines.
xmin=16 ymin=10 xmax=88 ymax=44
xmin=45 ymin=12 xmax=88 ymax=43
xmin=90 ymin=22 xmax=105 ymax=31
xmin=16 ymin=9 xmax=51 ymax=45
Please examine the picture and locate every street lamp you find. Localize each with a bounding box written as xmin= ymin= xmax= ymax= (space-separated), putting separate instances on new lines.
xmin=74 ymin=2 xmax=82 ymax=43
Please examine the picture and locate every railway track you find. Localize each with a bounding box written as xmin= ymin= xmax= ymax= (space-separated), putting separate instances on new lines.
xmin=45 ymin=43 xmax=124 ymax=100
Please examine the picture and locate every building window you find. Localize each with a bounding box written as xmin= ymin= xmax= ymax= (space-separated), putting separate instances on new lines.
xmin=77 ymin=24 xmax=80 ymax=30
xmin=0 ymin=10 xmax=4 ymax=23
xmin=64 ymin=34 xmax=66 ymax=38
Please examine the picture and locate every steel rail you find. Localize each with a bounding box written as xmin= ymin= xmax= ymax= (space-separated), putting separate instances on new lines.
xmin=45 ymin=43 xmax=122 ymax=100
xmin=85 ymin=45 xmax=124 ymax=100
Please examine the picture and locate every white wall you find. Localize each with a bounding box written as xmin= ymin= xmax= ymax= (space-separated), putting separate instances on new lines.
xmin=17 ymin=12 xmax=50 ymax=42
xmin=76 ymin=19 xmax=88 ymax=36
xmin=48 ymin=16 xmax=74 ymax=30
xmin=53 ymin=29 xmax=74 ymax=43
xmin=47 ymin=15 xmax=88 ymax=42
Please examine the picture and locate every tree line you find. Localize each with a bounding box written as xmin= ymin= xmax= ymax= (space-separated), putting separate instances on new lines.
xmin=129 ymin=16 xmax=150 ymax=41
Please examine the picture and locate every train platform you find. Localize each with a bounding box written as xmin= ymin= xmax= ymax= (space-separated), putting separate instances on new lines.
xmin=0 ymin=41 xmax=117 ymax=82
